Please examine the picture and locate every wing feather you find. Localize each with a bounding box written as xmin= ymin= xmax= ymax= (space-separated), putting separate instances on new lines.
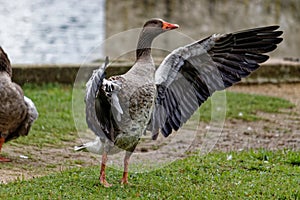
xmin=153 ymin=25 xmax=283 ymax=137
xmin=85 ymin=57 xmax=122 ymax=141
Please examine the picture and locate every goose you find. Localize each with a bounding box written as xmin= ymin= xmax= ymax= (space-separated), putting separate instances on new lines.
xmin=0 ymin=47 xmax=38 ymax=162
xmin=85 ymin=18 xmax=282 ymax=187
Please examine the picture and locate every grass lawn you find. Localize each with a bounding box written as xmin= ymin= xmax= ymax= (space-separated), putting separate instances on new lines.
xmin=0 ymin=83 xmax=298 ymax=199
xmin=14 ymin=83 xmax=294 ymax=147
xmin=11 ymin=83 xmax=77 ymax=147
xmin=0 ymin=150 xmax=299 ymax=199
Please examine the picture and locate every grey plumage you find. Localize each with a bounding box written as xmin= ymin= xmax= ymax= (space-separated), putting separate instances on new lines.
xmin=84 ymin=19 xmax=282 ymax=185
xmin=153 ymin=25 xmax=283 ymax=137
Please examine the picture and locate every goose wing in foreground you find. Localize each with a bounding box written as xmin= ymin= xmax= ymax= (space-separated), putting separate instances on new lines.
xmin=85 ymin=56 xmax=123 ymax=142
xmin=152 ymin=25 xmax=283 ymax=138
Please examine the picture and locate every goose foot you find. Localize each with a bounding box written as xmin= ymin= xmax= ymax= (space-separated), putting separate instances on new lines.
xmin=120 ymin=171 xmax=129 ymax=185
xmin=0 ymin=138 xmax=10 ymax=162
xmin=99 ymin=176 xmax=112 ymax=188
xmin=0 ymin=156 xmax=11 ymax=162
xmin=99 ymin=152 xmax=112 ymax=187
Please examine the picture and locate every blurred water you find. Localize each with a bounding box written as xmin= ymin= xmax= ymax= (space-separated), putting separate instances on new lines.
xmin=0 ymin=0 xmax=105 ymax=64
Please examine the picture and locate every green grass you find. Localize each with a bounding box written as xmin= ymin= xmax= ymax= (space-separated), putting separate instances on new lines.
xmin=2 ymin=84 xmax=298 ymax=199
xmin=9 ymin=83 xmax=294 ymax=147
xmin=0 ymin=150 xmax=299 ymax=199
xmin=199 ymin=91 xmax=294 ymax=122
xmin=10 ymin=83 xmax=77 ymax=147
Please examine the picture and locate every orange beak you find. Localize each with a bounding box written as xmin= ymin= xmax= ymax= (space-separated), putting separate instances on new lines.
xmin=162 ymin=21 xmax=179 ymax=30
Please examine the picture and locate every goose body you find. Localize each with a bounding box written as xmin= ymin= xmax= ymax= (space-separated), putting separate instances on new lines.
xmin=84 ymin=19 xmax=283 ymax=186
xmin=0 ymin=47 xmax=38 ymax=162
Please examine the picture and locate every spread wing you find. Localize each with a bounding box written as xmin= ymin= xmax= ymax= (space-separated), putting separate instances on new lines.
xmin=85 ymin=57 xmax=123 ymax=141
xmin=152 ymin=25 xmax=283 ymax=138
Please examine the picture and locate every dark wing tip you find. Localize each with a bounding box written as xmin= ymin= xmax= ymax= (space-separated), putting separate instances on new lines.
xmin=257 ymin=54 xmax=269 ymax=63
xmin=266 ymin=25 xmax=280 ymax=30
xmin=274 ymin=37 xmax=283 ymax=44
xmin=245 ymin=25 xmax=281 ymax=32
xmin=161 ymin=123 xmax=172 ymax=137
xmin=276 ymin=30 xmax=283 ymax=36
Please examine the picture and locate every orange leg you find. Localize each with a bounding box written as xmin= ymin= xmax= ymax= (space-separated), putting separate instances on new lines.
xmin=120 ymin=151 xmax=132 ymax=185
xmin=99 ymin=152 xmax=112 ymax=187
xmin=0 ymin=137 xmax=11 ymax=162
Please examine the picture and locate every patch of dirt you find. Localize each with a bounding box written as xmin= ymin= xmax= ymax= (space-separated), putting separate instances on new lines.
xmin=220 ymin=83 xmax=300 ymax=151
xmin=0 ymin=141 xmax=101 ymax=184
xmin=1 ymin=83 xmax=299 ymax=184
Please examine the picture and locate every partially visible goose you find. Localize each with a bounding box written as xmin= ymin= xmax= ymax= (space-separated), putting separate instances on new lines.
xmin=0 ymin=47 xmax=38 ymax=162
xmin=85 ymin=18 xmax=282 ymax=186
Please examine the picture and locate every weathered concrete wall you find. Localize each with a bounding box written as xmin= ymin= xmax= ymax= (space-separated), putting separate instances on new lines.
xmin=9 ymin=1 xmax=300 ymax=86
xmin=105 ymin=0 xmax=300 ymax=59
xmin=11 ymin=60 xmax=300 ymax=85
xmin=11 ymin=63 xmax=131 ymax=85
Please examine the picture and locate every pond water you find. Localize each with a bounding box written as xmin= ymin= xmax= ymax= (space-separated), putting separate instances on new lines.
xmin=0 ymin=0 xmax=105 ymax=64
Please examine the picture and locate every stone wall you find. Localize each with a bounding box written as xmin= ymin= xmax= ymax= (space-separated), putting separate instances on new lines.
xmin=105 ymin=0 xmax=300 ymax=59
xmin=11 ymin=60 xmax=300 ymax=85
